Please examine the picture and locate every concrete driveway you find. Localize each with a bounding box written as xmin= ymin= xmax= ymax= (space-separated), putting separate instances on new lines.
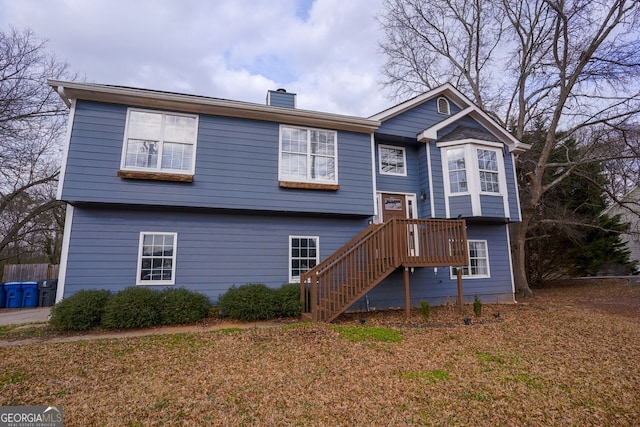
xmin=0 ymin=307 xmax=51 ymax=326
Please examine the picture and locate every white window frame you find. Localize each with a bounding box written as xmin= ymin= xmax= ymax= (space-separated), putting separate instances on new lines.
xmin=450 ymin=240 xmax=490 ymax=279
xmin=439 ymin=140 xmax=508 ymax=217
xmin=289 ymin=236 xmax=319 ymax=283
xmin=121 ymin=108 xmax=198 ymax=175
xmin=279 ymin=125 xmax=338 ymax=184
xmin=476 ymin=148 xmax=500 ymax=193
xmin=136 ymin=232 xmax=177 ymax=285
xmin=445 ymin=147 xmax=468 ymax=195
xmin=378 ymin=144 xmax=407 ymax=176
xmin=437 ymin=97 xmax=451 ymax=115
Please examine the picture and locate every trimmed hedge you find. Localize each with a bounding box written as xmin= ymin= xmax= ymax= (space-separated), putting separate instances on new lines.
xmin=101 ymin=286 xmax=162 ymax=329
xmin=159 ymin=287 xmax=211 ymax=325
xmin=50 ymin=289 xmax=111 ymax=331
xmin=275 ymin=283 xmax=302 ymax=318
xmin=217 ymin=283 xmax=301 ymax=321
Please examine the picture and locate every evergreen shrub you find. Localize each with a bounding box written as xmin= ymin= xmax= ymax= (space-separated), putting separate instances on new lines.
xmin=159 ymin=287 xmax=211 ymax=325
xmin=49 ymin=289 xmax=111 ymax=331
xmin=101 ymin=286 xmax=161 ymax=329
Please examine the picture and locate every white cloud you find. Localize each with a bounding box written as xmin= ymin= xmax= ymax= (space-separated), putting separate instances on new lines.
xmin=0 ymin=0 xmax=392 ymax=116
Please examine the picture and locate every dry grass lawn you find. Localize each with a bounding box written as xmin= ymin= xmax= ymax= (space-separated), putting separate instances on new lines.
xmin=1 ymin=278 xmax=639 ymax=426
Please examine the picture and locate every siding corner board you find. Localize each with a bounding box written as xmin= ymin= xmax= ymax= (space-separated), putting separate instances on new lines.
xmin=279 ymin=181 xmax=340 ymax=191
xmin=117 ymin=170 xmax=194 ymax=183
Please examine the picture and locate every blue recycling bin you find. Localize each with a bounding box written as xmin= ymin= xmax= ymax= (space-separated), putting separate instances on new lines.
xmin=21 ymin=282 xmax=39 ymax=308
xmin=4 ymin=282 xmax=23 ymax=308
xmin=0 ymin=282 xmax=5 ymax=308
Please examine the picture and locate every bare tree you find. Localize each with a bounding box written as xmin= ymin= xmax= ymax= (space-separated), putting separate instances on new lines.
xmin=0 ymin=28 xmax=72 ymax=266
xmin=379 ymin=0 xmax=640 ymax=295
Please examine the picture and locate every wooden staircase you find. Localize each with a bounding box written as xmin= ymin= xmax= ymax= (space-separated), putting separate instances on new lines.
xmin=300 ymin=218 xmax=468 ymax=322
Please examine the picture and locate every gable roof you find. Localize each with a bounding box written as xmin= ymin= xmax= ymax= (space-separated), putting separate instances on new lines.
xmin=370 ymin=84 xmax=530 ymax=153
xmin=48 ymin=80 xmax=380 ymax=134
xmin=438 ymin=125 xmax=497 ymax=143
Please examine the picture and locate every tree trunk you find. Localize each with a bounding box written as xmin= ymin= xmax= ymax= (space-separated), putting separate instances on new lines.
xmin=510 ymin=220 xmax=534 ymax=297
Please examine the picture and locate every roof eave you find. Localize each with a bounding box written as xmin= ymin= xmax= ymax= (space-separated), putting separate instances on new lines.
xmin=48 ymin=80 xmax=380 ymax=134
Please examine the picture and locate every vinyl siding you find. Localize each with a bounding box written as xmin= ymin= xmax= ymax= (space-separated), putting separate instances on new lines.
xmin=377 ymin=97 xmax=463 ymax=139
xmin=449 ymin=195 xmax=473 ymax=217
xmin=61 ymin=101 xmax=374 ymax=216
xmin=480 ymin=194 xmax=505 ymax=217
xmin=63 ymin=206 xmax=370 ymax=302
xmin=505 ymin=152 xmax=521 ymax=221
xmin=429 ymin=141 xmax=447 ymax=217
xmin=374 ymin=141 xmax=421 ymax=195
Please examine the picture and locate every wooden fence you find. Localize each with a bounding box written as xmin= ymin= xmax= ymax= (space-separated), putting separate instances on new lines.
xmin=2 ymin=264 xmax=59 ymax=282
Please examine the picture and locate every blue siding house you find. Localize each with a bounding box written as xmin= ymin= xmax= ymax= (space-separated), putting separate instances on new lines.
xmin=50 ymin=80 xmax=529 ymax=320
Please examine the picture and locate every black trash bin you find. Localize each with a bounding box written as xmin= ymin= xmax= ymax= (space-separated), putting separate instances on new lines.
xmin=39 ymin=279 xmax=58 ymax=307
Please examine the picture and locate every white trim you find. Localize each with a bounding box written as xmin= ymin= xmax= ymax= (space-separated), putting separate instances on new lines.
xmin=449 ymin=239 xmax=491 ymax=279
xmin=441 ymin=144 xmax=509 ymax=217
xmin=378 ymin=144 xmax=408 ymax=177
xmin=136 ymin=232 xmax=178 ymax=285
xmin=436 ymin=139 xmax=504 ymax=149
xmin=120 ymin=108 xmax=199 ymax=175
xmin=505 ymin=224 xmax=517 ymax=301
xmin=56 ymin=99 xmax=76 ymax=200
xmin=289 ymin=235 xmax=320 ymax=283
xmin=370 ymin=134 xmax=378 ymax=219
xmin=426 ymin=143 xmax=435 ymax=218
xmin=374 ymin=191 xmax=418 ymax=224
xmin=370 ymin=83 xmax=466 ymax=121
xmin=418 ymin=106 xmax=475 ymax=142
xmin=55 ymin=204 xmax=74 ymax=303
xmin=278 ymin=124 xmax=339 ymax=185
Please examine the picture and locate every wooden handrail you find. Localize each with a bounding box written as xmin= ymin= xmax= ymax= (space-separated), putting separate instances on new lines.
xmin=300 ymin=218 xmax=467 ymax=322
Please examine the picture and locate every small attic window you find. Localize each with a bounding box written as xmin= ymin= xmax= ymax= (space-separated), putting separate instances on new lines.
xmin=437 ymin=97 xmax=451 ymax=115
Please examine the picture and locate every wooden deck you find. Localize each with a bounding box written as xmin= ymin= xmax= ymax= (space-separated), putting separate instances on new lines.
xmin=300 ymin=218 xmax=468 ymax=322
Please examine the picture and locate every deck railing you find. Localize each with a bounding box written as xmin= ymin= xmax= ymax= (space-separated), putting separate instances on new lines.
xmin=300 ymin=218 xmax=467 ymax=322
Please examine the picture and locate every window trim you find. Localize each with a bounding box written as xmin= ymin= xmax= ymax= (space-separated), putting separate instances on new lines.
xmin=289 ymin=235 xmax=319 ymax=283
xmin=120 ymin=108 xmax=198 ymax=176
xmin=450 ymin=239 xmax=490 ymax=279
xmin=378 ymin=144 xmax=407 ymax=177
xmin=136 ymin=232 xmax=177 ymax=286
xmin=439 ymin=141 xmax=509 ymax=218
xmin=437 ymin=97 xmax=451 ymax=115
xmin=278 ymin=125 xmax=339 ymax=186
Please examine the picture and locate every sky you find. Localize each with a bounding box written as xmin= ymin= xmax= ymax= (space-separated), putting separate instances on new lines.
xmin=0 ymin=0 xmax=395 ymax=117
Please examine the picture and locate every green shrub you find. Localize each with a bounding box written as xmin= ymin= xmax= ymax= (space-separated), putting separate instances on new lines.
xmin=159 ymin=288 xmax=211 ymax=325
xmin=49 ymin=289 xmax=111 ymax=331
xmin=274 ymin=283 xmax=302 ymax=318
xmin=420 ymin=300 xmax=431 ymax=322
xmin=101 ymin=287 xmax=162 ymax=329
xmin=217 ymin=283 xmax=277 ymax=321
xmin=473 ymin=295 xmax=482 ymax=317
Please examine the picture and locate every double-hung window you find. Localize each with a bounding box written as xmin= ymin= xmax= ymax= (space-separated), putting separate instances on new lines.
xmin=447 ymin=147 xmax=468 ymax=193
xmin=379 ymin=145 xmax=407 ymax=176
xmin=122 ymin=109 xmax=198 ymax=175
xmin=477 ymin=149 xmax=499 ymax=193
xmin=451 ymin=240 xmax=489 ymax=278
xmin=137 ymin=232 xmax=177 ymax=285
xmin=289 ymin=236 xmax=319 ymax=283
xmin=279 ymin=126 xmax=337 ymax=185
